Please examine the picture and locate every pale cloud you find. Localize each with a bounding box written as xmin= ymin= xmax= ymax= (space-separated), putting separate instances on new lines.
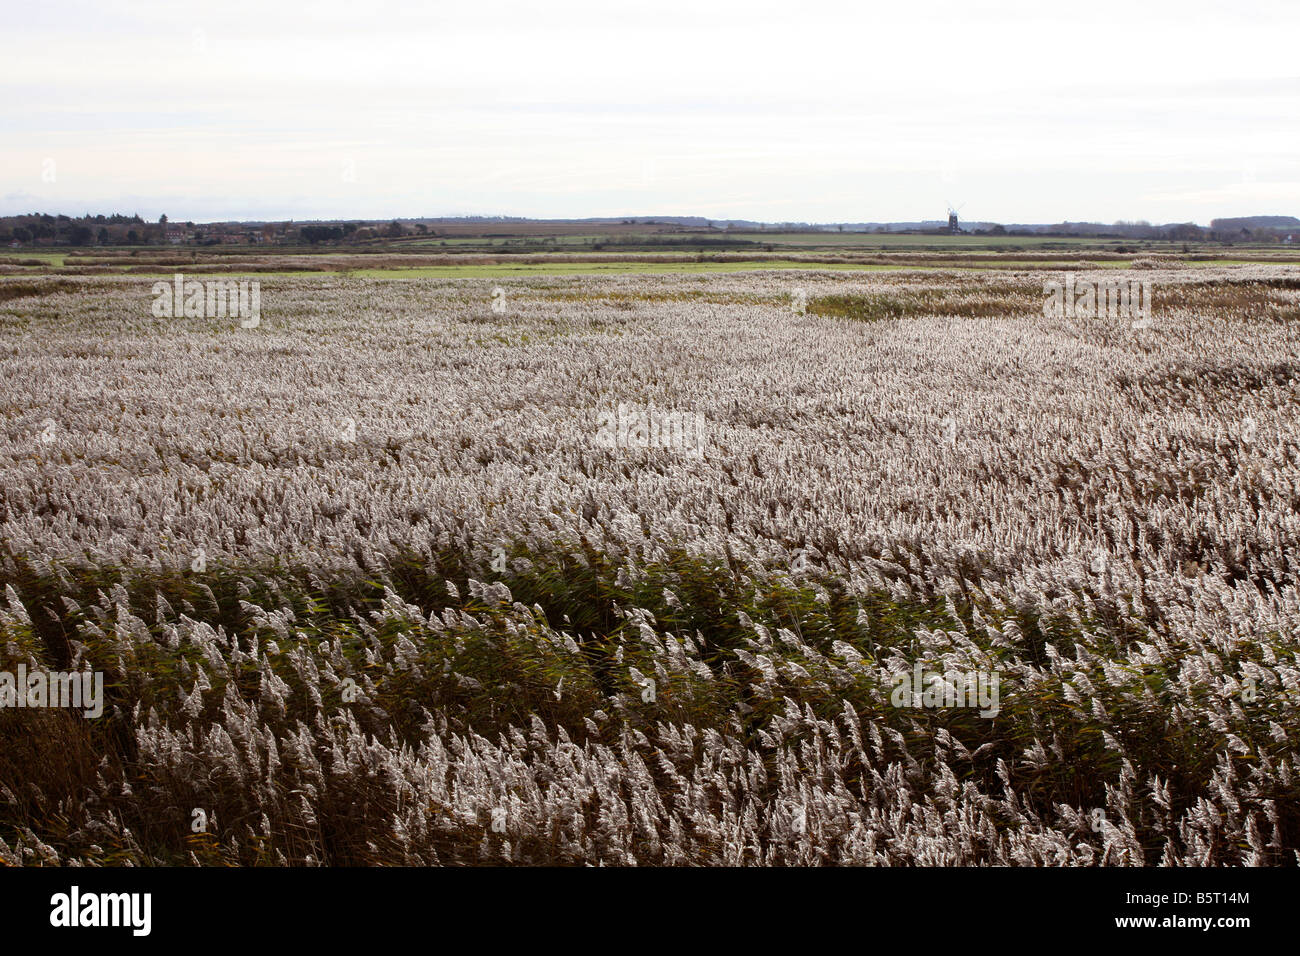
xmin=2 ymin=0 xmax=1298 ymax=223
xmin=1143 ymin=181 xmax=1300 ymax=206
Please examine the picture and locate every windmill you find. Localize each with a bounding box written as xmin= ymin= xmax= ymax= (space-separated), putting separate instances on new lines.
xmin=946 ymin=201 xmax=966 ymax=235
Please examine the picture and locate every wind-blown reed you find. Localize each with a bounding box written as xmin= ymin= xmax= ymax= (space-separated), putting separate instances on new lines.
xmin=1 ymin=266 xmax=1297 ymax=865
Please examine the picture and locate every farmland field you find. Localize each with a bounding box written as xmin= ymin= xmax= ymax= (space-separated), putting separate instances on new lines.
xmin=2 ymin=264 xmax=1299 ymax=865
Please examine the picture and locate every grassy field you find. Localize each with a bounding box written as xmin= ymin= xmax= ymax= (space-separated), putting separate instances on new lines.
xmin=394 ymin=230 xmax=1239 ymax=249
xmin=8 ymin=237 xmax=1299 ymax=283
xmin=708 ymin=232 xmax=1161 ymax=249
xmin=345 ymin=260 xmax=921 ymax=278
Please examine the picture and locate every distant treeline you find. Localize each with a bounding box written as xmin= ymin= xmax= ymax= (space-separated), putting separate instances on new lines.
xmin=997 ymin=218 xmax=1300 ymax=241
xmin=4 ymin=211 xmax=1298 ymax=248
xmin=299 ymin=224 xmax=358 ymax=243
xmin=0 ymin=213 xmax=418 ymax=247
xmin=1209 ymin=216 xmax=1300 ymax=232
xmin=0 ymin=212 xmax=151 ymax=246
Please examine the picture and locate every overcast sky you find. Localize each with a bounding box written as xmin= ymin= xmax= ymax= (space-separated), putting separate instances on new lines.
xmin=3 ymin=0 xmax=1298 ymax=224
